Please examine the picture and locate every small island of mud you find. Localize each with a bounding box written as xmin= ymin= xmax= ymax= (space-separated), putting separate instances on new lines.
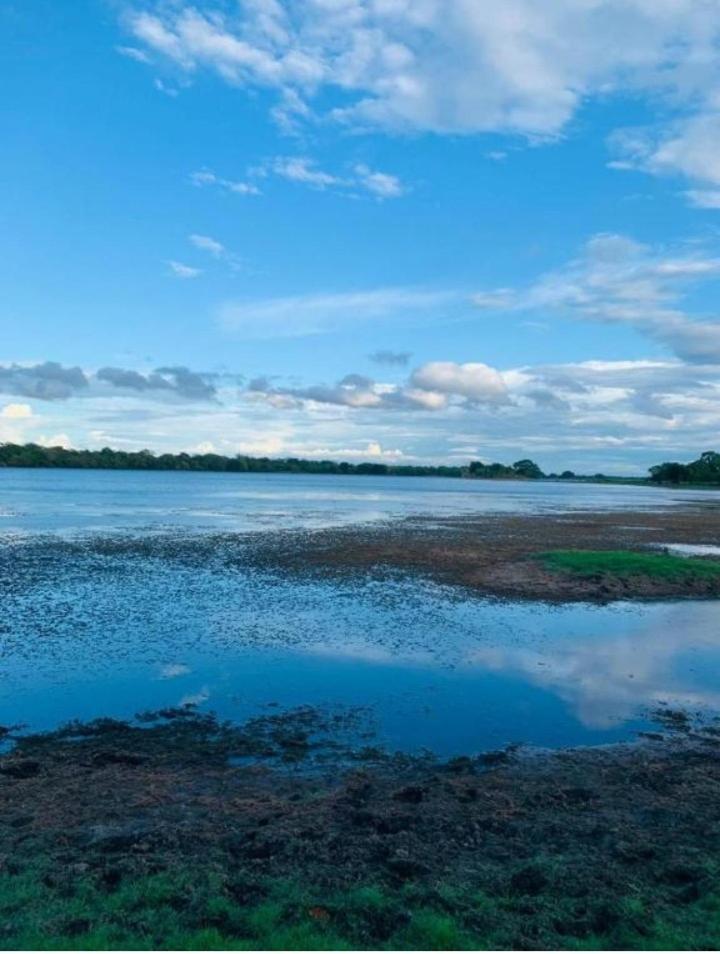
xmin=255 ymin=503 xmax=720 ymax=602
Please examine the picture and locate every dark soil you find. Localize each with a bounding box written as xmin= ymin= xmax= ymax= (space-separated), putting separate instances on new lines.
xmin=1 ymin=708 xmax=719 ymax=902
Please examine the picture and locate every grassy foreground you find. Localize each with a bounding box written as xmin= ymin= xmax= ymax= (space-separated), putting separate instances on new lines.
xmin=538 ymin=549 xmax=720 ymax=582
xmin=3 ymin=859 xmax=720 ymax=950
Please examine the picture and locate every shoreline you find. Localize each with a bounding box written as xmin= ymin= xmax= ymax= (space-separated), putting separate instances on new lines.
xmin=1 ymin=707 xmax=719 ymax=949
xmin=3 ymin=505 xmax=720 ymax=946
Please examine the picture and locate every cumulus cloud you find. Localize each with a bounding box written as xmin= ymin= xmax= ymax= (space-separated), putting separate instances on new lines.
xmin=219 ymin=287 xmax=458 ymax=337
xmin=0 ymin=362 xmax=217 ymax=404
xmin=410 ymin=361 xmax=509 ymax=403
xmin=474 ymin=233 xmax=720 ymax=362
xmin=1 ymin=403 xmax=33 ymax=419
xmin=293 ymin=441 xmax=404 ymax=460
xmin=248 ymin=361 xmax=508 ymax=411
xmin=125 ymin=1 xmax=720 ymax=144
xmin=96 ymin=366 xmax=217 ymax=401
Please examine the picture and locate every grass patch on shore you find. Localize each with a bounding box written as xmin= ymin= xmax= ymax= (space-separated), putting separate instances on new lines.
xmin=2 ymin=860 xmax=720 ymax=950
xmin=538 ymin=549 xmax=720 ymax=581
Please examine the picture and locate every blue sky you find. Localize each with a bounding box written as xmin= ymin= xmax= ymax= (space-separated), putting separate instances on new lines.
xmin=4 ymin=0 xmax=720 ymax=473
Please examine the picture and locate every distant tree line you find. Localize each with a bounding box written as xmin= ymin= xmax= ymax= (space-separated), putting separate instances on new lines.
xmin=649 ymin=451 xmax=720 ymax=486
xmin=0 ymin=442 xmax=550 ymax=480
xmin=11 ymin=442 xmax=718 ymax=485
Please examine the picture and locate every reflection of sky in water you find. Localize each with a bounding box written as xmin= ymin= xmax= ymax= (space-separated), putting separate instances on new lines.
xmin=3 ymin=528 xmax=720 ymax=753
xmin=2 ymin=468 xmax=719 ymax=536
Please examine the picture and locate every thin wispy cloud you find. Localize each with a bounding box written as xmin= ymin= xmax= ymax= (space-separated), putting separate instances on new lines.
xmin=190 ymin=169 xmax=261 ymax=196
xmin=115 ymin=45 xmax=151 ymax=64
xmin=189 ymin=234 xmax=224 ymax=257
xmin=474 ymin=233 xmax=720 ymax=362
xmin=167 ymin=260 xmax=202 ymax=279
xmin=252 ymin=157 xmax=406 ymax=199
xmin=219 ymin=287 xmax=460 ymax=338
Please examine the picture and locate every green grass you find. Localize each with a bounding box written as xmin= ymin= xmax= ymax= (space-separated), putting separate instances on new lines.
xmin=2 ymin=860 xmax=720 ymax=950
xmin=538 ymin=549 xmax=720 ymax=581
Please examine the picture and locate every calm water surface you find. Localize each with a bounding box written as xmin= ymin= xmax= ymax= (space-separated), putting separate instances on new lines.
xmin=1 ymin=469 xmax=719 ymax=754
xmin=2 ymin=467 xmax=719 ymax=534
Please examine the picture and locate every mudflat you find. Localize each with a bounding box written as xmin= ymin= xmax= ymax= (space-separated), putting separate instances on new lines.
xmin=254 ymin=503 xmax=720 ymax=600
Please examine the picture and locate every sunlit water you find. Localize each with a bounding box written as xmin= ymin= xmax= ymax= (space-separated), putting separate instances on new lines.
xmin=1 ymin=469 xmax=719 ymax=754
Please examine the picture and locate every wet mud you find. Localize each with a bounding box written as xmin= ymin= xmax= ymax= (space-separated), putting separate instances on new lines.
xmin=1 ymin=707 xmax=719 ymax=941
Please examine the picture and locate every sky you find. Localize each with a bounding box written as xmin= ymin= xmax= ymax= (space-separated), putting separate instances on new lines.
xmin=3 ymin=0 xmax=720 ymax=474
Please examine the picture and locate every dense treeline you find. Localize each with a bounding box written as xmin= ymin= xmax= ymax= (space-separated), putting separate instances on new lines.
xmin=5 ymin=442 xmax=718 ymax=484
xmin=649 ymin=450 xmax=720 ymax=486
xmin=0 ymin=442 xmax=548 ymax=480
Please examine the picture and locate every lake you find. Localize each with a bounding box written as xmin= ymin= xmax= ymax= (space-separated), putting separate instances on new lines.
xmin=1 ymin=468 xmax=719 ymax=754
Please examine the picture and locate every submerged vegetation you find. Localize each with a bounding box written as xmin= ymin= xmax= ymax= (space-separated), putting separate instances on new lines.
xmin=539 ymin=549 xmax=720 ymax=582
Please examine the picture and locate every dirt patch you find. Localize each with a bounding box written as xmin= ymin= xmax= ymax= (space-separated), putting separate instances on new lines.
xmin=1 ymin=708 xmax=719 ymax=895
xmin=251 ymin=506 xmax=720 ymax=601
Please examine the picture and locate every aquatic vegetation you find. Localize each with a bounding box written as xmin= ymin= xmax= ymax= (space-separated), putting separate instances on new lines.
xmin=539 ymin=549 xmax=720 ymax=581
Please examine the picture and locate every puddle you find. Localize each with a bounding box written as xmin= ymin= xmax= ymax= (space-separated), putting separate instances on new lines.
xmin=652 ymin=542 xmax=720 ymax=557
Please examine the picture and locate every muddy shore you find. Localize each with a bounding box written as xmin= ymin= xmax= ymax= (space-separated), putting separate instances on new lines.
xmin=245 ymin=503 xmax=720 ymax=601
xmin=3 ymin=504 xmax=720 ymax=947
xmin=1 ymin=707 xmax=719 ymax=948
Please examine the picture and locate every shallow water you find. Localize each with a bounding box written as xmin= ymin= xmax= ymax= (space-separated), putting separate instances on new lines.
xmin=2 ymin=470 xmax=720 ymax=754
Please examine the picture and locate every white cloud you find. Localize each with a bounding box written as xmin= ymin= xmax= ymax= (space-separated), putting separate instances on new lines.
xmin=38 ymin=433 xmax=72 ymax=449
xmin=296 ymin=441 xmax=404 ymax=459
xmin=609 ymin=115 xmax=720 ymax=196
xmin=219 ymin=287 xmax=458 ymax=337
xmin=474 ymin=232 xmax=720 ymax=362
xmin=125 ymin=1 xmax=720 ymax=142
xmin=248 ymin=361 xmax=508 ymax=412
xmin=410 ymin=361 xmax=509 ymax=403
xmin=189 ymin=233 xmax=225 ymax=256
xmin=167 ymin=260 xmax=202 ymax=279
xmin=271 ymin=156 xmax=344 ymax=189
xmin=190 ymin=169 xmax=261 ymax=195
xmin=8 ymin=350 xmax=720 ymax=473
xmin=255 ymin=156 xmax=406 ymax=199
xmin=154 ymin=77 xmax=180 ymax=97
xmin=115 ymin=45 xmax=152 ymax=64
xmin=353 ymin=164 xmax=405 ymax=198
xmin=1 ymin=403 xmax=32 ymax=419
xmin=685 ymin=189 xmax=720 ymax=209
